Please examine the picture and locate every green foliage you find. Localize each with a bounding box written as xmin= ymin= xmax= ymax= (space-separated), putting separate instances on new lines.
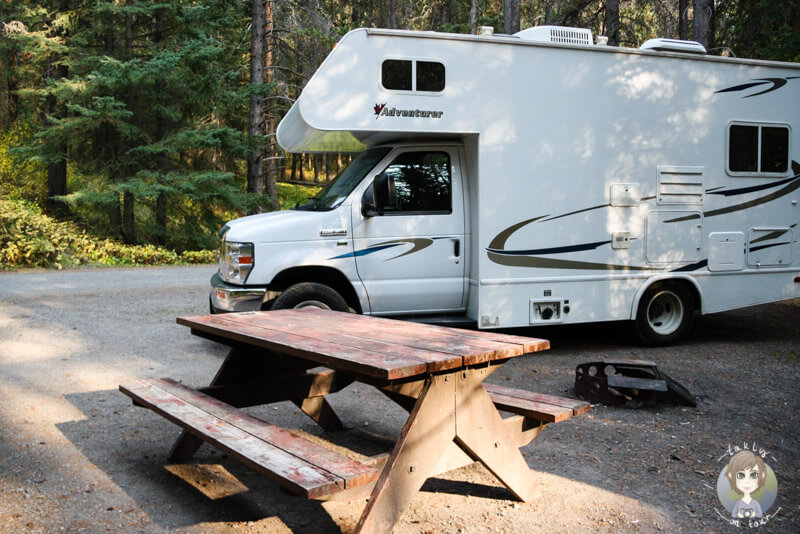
xmin=717 ymin=0 xmax=800 ymax=61
xmin=277 ymin=182 xmax=321 ymax=210
xmin=0 ymin=124 xmax=47 ymax=203
xmin=0 ymin=198 xmax=215 ymax=270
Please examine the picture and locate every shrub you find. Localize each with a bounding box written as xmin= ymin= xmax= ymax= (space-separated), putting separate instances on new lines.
xmin=0 ymin=199 xmax=214 ymax=269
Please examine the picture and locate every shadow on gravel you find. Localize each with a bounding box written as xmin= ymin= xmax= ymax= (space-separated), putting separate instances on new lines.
xmin=57 ymin=388 xmax=344 ymax=533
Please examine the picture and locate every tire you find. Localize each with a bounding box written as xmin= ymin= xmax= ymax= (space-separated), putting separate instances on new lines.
xmin=270 ymin=282 xmax=349 ymax=312
xmin=634 ymin=282 xmax=696 ymax=346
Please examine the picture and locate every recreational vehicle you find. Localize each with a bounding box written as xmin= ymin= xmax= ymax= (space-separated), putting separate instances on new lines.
xmin=210 ymin=26 xmax=800 ymax=345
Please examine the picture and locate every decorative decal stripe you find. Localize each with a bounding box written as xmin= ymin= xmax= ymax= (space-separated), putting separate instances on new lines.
xmin=667 ymin=171 xmax=800 ymax=222
xmin=330 ymin=238 xmax=434 ymax=261
xmin=487 ymin=240 xmax=612 ymax=256
xmin=715 ymin=76 xmax=799 ymax=98
xmin=708 ymin=174 xmax=799 ymax=197
xmin=671 ymin=260 xmax=708 ymax=272
xmin=487 ymin=216 xmax=549 ymax=250
xmin=540 ymin=204 xmax=608 ymax=223
xmin=487 ymin=252 xmax=658 ymax=271
xmin=750 ymin=230 xmax=789 ymax=245
xmin=489 ymin=252 xmax=708 ymax=273
xmin=749 ymin=242 xmax=792 ymax=253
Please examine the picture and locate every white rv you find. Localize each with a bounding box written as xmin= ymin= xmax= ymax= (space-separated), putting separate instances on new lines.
xmin=211 ymin=26 xmax=800 ymax=345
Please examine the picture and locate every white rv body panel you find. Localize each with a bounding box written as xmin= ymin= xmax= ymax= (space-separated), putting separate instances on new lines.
xmin=218 ymin=27 xmax=800 ymax=342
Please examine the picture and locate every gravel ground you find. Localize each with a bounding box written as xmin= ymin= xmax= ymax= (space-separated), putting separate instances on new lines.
xmin=0 ymin=266 xmax=797 ymax=533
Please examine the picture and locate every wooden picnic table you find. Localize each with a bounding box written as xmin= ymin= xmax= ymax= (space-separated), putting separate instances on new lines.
xmin=120 ymin=308 xmax=589 ymax=534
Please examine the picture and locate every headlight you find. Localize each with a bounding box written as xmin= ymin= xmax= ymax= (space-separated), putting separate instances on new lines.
xmin=218 ymin=241 xmax=254 ymax=283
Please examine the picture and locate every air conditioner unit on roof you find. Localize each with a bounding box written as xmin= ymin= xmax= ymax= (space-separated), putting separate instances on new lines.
xmin=515 ymin=26 xmax=593 ymax=46
xmin=640 ymin=38 xmax=707 ymax=54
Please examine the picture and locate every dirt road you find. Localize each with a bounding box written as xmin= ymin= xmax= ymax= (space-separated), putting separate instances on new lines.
xmin=1 ymin=266 xmax=797 ymax=533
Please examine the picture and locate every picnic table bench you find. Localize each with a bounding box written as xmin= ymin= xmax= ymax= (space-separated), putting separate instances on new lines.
xmin=120 ymin=309 xmax=589 ymax=533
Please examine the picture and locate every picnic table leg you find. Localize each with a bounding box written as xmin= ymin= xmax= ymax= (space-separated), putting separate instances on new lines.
xmin=454 ymin=367 xmax=539 ymax=502
xmin=355 ymin=374 xmax=456 ymax=534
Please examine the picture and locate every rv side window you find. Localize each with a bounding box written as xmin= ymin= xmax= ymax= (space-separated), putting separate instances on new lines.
xmin=382 ymin=60 xmax=412 ymax=91
xmin=381 ymin=152 xmax=452 ymax=214
xmin=381 ymin=59 xmax=445 ymax=93
xmin=728 ymin=123 xmax=789 ymax=175
xmin=416 ymin=61 xmax=445 ymax=92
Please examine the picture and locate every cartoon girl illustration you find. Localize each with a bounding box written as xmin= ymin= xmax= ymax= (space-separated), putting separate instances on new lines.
xmin=725 ymin=450 xmax=767 ymax=519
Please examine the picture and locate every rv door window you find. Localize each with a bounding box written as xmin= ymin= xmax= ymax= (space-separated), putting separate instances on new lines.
xmin=380 ymin=152 xmax=452 ymax=214
xmin=728 ymin=123 xmax=789 ymax=175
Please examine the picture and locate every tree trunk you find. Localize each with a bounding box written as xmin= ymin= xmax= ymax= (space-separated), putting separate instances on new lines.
xmin=693 ymin=0 xmax=714 ymax=50
xmin=605 ymin=0 xmax=620 ymax=46
xmin=247 ymin=0 xmax=266 ymax=213
xmin=469 ymin=0 xmax=478 ymax=34
xmin=264 ymin=0 xmax=279 ymax=211
xmin=503 ymin=0 xmax=520 ymax=34
xmin=678 ymin=0 xmax=689 ymax=40
xmin=42 ymin=5 xmax=69 ymax=215
xmin=154 ymin=8 xmax=168 ymax=245
xmin=122 ymin=190 xmax=136 ymax=243
xmin=121 ymin=2 xmax=136 ymax=243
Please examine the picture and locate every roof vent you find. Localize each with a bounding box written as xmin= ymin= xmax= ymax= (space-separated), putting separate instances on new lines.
xmin=515 ymin=26 xmax=593 ymax=46
xmin=640 ymin=38 xmax=707 ymax=54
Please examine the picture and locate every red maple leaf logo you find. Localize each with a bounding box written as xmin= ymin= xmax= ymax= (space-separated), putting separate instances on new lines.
xmin=373 ymin=103 xmax=386 ymax=118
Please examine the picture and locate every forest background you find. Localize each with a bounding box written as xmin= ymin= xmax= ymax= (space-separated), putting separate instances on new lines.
xmin=1 ymin=0 xmax=799 ymax=268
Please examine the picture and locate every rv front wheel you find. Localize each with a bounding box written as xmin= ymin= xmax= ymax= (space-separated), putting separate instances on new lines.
xmin=634 ymin=283 xmax=695 ymax=346
xmin=270 ymin=282 xmax=349 ymax=312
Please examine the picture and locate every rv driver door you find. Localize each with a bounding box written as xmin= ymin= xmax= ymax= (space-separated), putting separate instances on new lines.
xmin=352 ymin=147 xmax=466 ymax=314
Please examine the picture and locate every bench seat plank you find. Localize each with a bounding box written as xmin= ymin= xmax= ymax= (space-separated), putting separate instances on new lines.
xmin=119 ymin=378 xmax=379 ymax=498
xmin=485 ymin=383 xmax=590 ymax=423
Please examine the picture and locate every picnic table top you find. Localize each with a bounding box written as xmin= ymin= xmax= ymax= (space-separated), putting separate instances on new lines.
xmin=177 ymin=309 xmax=549 ymax=381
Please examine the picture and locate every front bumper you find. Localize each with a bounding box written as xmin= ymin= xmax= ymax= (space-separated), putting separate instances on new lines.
xmin=209 ymin=272 xmax=266 ymax=313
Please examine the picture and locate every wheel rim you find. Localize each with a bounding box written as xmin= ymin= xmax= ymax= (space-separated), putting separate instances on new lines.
xmin=646 ymin=290 xmax=684 ymax=335
xmin=293 ymin=299 xmax=333 ymax=310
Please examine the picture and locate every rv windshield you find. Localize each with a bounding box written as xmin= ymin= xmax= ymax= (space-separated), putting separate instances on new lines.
xmin=294 ymin=147 xmax=391 ymax=211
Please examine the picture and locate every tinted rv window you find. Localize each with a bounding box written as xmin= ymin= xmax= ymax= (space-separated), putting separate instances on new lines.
xmin=729 ymin=125 xmax=758 ymax=172
xmin=382 ymin=59 xmax=445 ymax=92
xmin=761 ymin=127 xmax=789 ymax=173
xmin=381 ymin=152 xmax=451 ymax=214
xmin=417 ymin=61 xmax=445 ymax=92
xmin=728 ymin=123 xmax=790 ymax=174
xmin=382 ymin=60 xmax=412 ymax=91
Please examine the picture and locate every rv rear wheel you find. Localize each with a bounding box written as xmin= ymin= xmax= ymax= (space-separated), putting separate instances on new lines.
xmin=634 ymin=282 xmax=695 ymax=346
xmin=270 ymin=282 xmax=349 ymax=312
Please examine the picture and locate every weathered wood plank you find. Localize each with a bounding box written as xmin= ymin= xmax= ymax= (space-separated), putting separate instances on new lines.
xmin=177 ymin=310 xmax=550 ymax=376
xmin=251 ymin=310 xmax=528 ymax=365
xmin=223 ymin=313 xmax=466 ymax=373
xmin=275 ymin=308 xmax=546 ymax=365
xmin=485 ymin=383 xmax=591 ymax=421
xmin=178 ymin=314 xmax=430 ymax=380
xmin=120 ymin=379 xmax=379 ymax=498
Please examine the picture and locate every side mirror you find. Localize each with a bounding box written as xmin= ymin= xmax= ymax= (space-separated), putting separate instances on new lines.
xmin=362 ymin=172 xmax=396 ymax=217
